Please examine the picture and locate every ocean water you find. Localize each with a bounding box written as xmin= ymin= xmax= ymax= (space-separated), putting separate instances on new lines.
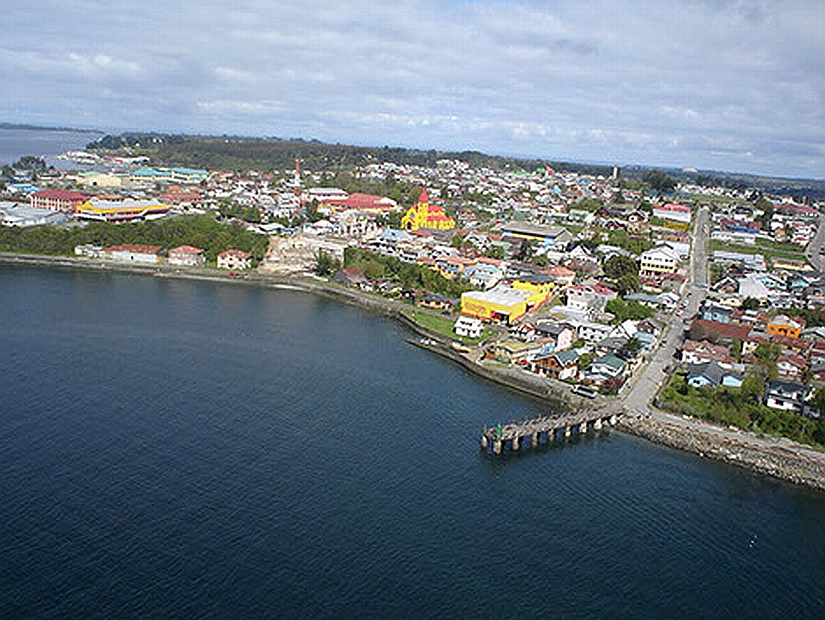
xmin=0 ymin=127 xmax=101 ymax=170
xmin=1 ymin=264 xmax=824 ymax=619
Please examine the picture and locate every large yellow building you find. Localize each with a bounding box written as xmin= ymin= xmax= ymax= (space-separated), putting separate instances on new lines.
xmin=461 ymin=286 xmax=529 ymax=324
xmin=511 ymin=274 xmax=555 ymax=310
xmin=75 ymin=199 xmax=171 ymax=222
xmin=401 ymin=189 xmax=455 ymax=231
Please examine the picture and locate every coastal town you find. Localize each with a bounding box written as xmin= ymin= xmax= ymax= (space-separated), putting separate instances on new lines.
xmin=2 ymin=141 xmax=825 ymax=483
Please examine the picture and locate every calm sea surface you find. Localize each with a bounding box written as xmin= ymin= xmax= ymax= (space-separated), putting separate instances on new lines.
xmin=1 ymin=264 xmax=824 ymax=619
xmin=0 ymin=128 xmax=101 ymax=170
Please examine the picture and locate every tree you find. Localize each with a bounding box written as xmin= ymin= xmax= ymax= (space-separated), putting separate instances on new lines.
xmin=755 ymin=195 xmax=774 ymax=228
xmin=516 ymin=239 xmax=536 ymax=262
xmin=603 ymin=255 xmax=639 ymax=294
xmin=314 ymin=249 xmax=341 ymax=276
xmin=484 ymin=246 xmax=506 ymax=260
xmin=641 ymin=170 xmax=676 ymax=192
xmin=741 ymin=297 xmax=760 ymax=311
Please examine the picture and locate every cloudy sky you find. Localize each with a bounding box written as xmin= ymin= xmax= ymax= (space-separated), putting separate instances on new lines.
xmin=3 ymin=0 xmax=823 ymax=177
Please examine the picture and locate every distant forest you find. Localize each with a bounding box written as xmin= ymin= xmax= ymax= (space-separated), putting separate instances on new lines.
xmin=87 ymin=133 xmax=614 ymax=176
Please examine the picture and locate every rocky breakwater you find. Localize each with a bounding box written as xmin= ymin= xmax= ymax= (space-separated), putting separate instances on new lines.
xmin=619 ymin=414 xmax=825 ymax=491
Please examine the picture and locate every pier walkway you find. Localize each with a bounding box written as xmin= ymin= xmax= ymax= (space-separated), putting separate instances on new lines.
xmin=482 ymin=410 xmax=621 ymax=454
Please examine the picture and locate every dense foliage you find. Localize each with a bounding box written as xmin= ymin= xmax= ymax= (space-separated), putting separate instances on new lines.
xmin=602 ymin=254 xmax=640 ymax=294
xmin=343 ymin=247 xmax=474 ymax=297
xmin=605 ymin=297 xmax=655 ymax=322
xmin=0 ymin=215 xmax=269 ymax=265
xmin=641 ymin=170 xmax=677 ymax=192
xmin=659 ymin=371 xmax=825 ymax=447
xmin=87 ymin=134 xmax=613 ymax=177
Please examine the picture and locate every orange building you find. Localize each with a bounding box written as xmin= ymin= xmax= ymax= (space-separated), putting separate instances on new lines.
xmin=766 ymin=315 xmax=805 ymax=339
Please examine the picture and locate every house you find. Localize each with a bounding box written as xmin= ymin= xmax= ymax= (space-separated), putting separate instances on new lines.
xmin=167 ymin=245 xmax=205 ymax=267
xmin=535 ymin=322 xmax=576 ymax=352
xmin=681 ymin=340 xmax=734 ymax=365
xmin=574 ymin=320 xmax=614 ymax=343
xmin=686 ymin=361 xmax=743 ymax=388
xmin=777 ymin=354 xmax=808 ymax=381
xmin=542 ymin=265 xmax=575 ymax=287
xmin=491 ymin=339 xmax=541 ymax=365
xmin=639 ymin=246 xmax=680 ymax=276
xmin=466 ymin=260 xmax=505 ymax=289
xmin=565 ymin=284 xmax=618 ymax=314
xmin=764 ymin=380 xmax=813 ymax=415
xmin=332 ymin=267 xmax=370 ymax=289
xmin=104 ymin=244 xmax=163 ymax=264
xmin=454 ymin=316 xmax=483 ymax=339
xmin=418 ymin=293 xmax=456 ymax=312
xmin=766 ymin=315 xmax=805 ymax=339
xmin=217 ymin=249 xmax=252 ymax=270
xmin=582 ymin=353 xmax=627 ymax=385
xmin=701 ymin=304 xmax=733 ymax=324
xmin=531 ymin=349 xmax=580 ymax=380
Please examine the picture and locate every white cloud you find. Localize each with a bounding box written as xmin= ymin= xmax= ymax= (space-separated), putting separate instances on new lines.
xmin=0 ymin=0 xmax=823 ymax=177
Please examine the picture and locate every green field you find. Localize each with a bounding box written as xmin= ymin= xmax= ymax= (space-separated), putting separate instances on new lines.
xmin=710 ymin=240 xmax=807 ymax=263
xmin=404 ymin=310 xmax=490 ymax=345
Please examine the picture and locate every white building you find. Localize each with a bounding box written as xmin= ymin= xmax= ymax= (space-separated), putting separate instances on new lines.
xmin=653 ymin=203 xmax=692 ymax=224
xmin=565 ymin=284 xmax=618 ymax=313
xmin=639 ymin=246 xmax=680 ymax=275
xmin=454 ymin=316 xmax=483 ymax=338
xmin=104 ymin=244 xmax=162 ymax=264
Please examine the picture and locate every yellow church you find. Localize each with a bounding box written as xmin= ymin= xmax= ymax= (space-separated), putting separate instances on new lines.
xmin=401 ymin=189 xmax=455 ymax=231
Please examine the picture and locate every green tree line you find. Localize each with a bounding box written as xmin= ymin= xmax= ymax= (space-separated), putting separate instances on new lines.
xmin=0 ymin=215 xmax=269 ymax=265
xmin=343 ymin=247 xmax=474 ymax=298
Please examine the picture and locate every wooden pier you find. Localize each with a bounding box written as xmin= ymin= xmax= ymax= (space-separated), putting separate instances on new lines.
xmin=481 ymin=410 xmax=621 ymax=454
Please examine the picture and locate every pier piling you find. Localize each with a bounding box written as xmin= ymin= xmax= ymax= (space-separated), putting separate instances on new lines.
xmin=481 ymin=411 xmax=622 ymax=454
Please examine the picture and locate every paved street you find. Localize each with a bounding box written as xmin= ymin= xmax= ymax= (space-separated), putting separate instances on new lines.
xmin=618 ymin=206 xmax=825 ymax=464
xmin=804 ymin=212 xmax=825 ymax=271
xmin=621 ymin=205 xmax=709 ymax=414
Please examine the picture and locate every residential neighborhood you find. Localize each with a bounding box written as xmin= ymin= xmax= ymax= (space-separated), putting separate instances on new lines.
xmin=3 ymin=144 xmax=825 ymax=443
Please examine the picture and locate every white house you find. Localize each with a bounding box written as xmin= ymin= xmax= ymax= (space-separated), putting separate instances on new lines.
xmin=565 ymin=284 xmax=618 ymax=314
xmin=640 ymin=246 xmax=680 ymax=275
xmin=454 ymin=316 xmax=483 ymax=339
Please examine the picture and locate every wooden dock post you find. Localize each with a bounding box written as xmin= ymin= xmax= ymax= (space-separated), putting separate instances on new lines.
xmin=531 ymin=432 xmax=538 ymax=449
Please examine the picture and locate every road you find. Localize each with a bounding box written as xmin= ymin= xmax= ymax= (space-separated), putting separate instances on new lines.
xmin=618 ymin=206 xmax=825 ymax=464
xmin=804 ymin=213 xmax=825 ymax=271
xmin=621 ymin=205 xmax=709 ymax=414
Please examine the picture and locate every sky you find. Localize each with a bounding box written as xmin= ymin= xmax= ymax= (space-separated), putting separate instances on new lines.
xmin=2 ymin=0 xmax=823 ymax=178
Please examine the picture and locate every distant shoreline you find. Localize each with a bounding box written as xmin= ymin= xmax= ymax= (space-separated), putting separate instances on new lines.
xmin=3 ymin=250 xmax=824 ymax=491
xmin=0 ymin=123 xmax=102 ymax=134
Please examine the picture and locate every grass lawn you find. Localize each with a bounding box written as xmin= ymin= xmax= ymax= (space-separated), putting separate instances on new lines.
xmin=405 ymin=310 xmax=489 ymax=344
xmin=687 ymin=193 xmax=749 ymax=205
xmin=710 ymin=240 xmax=808 ymax=263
